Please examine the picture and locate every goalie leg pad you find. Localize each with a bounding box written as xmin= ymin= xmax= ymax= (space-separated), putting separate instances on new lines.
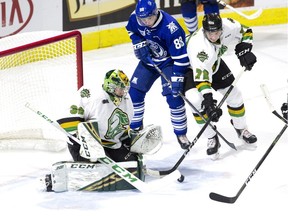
xmin=50 ymin=160 xmax=144 ymax=192
xmin=130 ymin=125 xmax=163 ymax=155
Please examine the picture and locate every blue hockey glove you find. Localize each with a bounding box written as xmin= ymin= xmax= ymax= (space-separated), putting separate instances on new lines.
xmin=133 ymin=40 xmax=152 ymax=64
xmin=235 ymin=42 xmax=257 ymax=71
xmin=171 ymin=75 xmax=185 ymax=97
xmin=202 ymin=93 xmax=222 ymax=122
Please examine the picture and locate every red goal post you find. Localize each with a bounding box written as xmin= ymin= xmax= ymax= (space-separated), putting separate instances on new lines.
xmin=0 ymin=31 xmax=84 ymax=151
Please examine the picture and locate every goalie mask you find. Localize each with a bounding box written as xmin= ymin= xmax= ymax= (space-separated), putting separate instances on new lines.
xmin=103 ymin=69 xmax=130 ymax=106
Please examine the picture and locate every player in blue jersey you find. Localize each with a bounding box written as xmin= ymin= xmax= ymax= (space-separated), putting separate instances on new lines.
xmin=126 ymin=0 xmax=191 ymax=149
xmin=180 ymin=0 xmax=219 ymax=34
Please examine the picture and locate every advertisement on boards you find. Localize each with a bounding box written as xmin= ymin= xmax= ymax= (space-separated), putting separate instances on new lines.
xmin=62 ymin=0 xmax=256 ymax=31
xmin=0 ymin=0 xmax=286 ymax=39
xmin=0 ymin=0 xmax=61 ymax=39
xmin=63 ymin=0 xmax=136 ymax=30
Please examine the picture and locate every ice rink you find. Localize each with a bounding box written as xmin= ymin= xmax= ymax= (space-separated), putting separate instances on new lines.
xmin=0 ymin=23 xmax=287 ymax=215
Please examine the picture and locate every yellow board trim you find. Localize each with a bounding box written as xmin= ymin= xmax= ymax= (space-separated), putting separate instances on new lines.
xmin=81 ymin=7 xmax=288 ymax=51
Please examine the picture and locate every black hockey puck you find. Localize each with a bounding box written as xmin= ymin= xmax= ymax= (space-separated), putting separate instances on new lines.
xmin=177 ymin=174 xmax=184 ymax=183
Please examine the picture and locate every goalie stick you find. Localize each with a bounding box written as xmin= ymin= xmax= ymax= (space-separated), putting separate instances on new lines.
xmin=25 ymin=102 xmax=182 ymax=193
xmin=217 ymin=0 xmax=263 ymax=20
xmin=148 ymin=59 xmax=236 ymax=151
xmin=209 ymin=85 xmax=288 ymax=203
xmin=146 ymin=67 xmax=246 ymax=177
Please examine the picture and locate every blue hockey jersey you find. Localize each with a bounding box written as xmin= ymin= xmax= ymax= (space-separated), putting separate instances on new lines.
xmin=126 ymin=10 xmax=190 ymax=75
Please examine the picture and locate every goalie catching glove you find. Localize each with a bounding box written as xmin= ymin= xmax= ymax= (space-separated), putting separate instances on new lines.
xmin=129 ymin=124 xmax=163 ymax=155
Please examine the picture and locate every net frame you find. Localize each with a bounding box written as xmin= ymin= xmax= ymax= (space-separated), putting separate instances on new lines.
xmin=0 ymin=30 xmax=84 ymax=151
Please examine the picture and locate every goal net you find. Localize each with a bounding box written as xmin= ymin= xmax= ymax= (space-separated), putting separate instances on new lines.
xmin=0 ymin=31 xmax=83 ymax=151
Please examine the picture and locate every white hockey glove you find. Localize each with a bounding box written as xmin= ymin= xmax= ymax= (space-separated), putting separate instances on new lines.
xmin=78 ymin=121 xmax=106 ymax=162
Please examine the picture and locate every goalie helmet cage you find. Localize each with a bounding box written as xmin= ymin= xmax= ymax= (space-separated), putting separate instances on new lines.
xmin=0 ymin=30 xmax=84 ymax=152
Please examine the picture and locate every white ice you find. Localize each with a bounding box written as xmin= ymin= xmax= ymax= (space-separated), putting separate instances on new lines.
xmin=0 ymin=24 xmax=287 ymax=216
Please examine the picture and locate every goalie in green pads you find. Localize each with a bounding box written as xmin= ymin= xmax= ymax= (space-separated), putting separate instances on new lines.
xmin=43 ymin=69 xmax=162 ymax=192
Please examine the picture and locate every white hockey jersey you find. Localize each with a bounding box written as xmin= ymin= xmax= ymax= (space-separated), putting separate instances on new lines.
xmin=58 ymin=86 xmax=134 ymax=149
xmin=186 ymin=18 xmax=252 ymax=87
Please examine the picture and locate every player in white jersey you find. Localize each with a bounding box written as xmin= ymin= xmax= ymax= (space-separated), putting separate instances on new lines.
xmin=184 ymin=13 xmax=257 ymax=159
xmin=41 ymin=69 xmax=162 ymax=192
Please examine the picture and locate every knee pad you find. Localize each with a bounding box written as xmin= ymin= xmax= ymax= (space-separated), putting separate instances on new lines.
xmin=185 ymin=88 xmax=203 ymax=112
xmin=129 ymin=87 xmax=146 ymax=103
xmin=166 ymin=94 xmax=185 ymax=109
xmin=220 ymin=86 xmax=244 ymax=108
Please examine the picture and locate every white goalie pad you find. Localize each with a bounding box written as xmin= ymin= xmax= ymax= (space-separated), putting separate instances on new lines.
xmin=77 ymin=121 xmax=106 ymax=162
xmin=51 ymin=161 xmax=138 ymax=192
xmin=130 ymin=125 xmax=163 ymax=155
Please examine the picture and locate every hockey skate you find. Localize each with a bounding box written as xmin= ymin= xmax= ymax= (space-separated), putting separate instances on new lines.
xmin=177 ymin=135 xmax=191 ymax=150
xmin=231 ymin=120 xmax=257 ymax=144
xmin=39 ymin=174 xmax=53 ymax=192
xmin=207 ymin=135 xmax=221 ymax=160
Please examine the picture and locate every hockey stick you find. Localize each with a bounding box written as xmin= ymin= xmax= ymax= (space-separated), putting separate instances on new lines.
xmin=149 ymin=60 xmax=236 ymax=150
xmin=260 ymin=84 xmax=288 ymax=124
xmin=25 ymin=102 xmax=182 ymax=193
xmin=210 ymin=124 xmax=287 ymax=203
xmin=146 ymin=67 xmax=246 ymax=177
xmin=217 ymin=0 xmax=263 ymax=20
xmin=209 ymin=86 xmax=288 ymax=203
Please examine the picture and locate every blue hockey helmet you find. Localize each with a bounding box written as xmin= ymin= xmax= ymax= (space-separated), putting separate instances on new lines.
xmin=135 ymin=0 xmax=158 ymax=19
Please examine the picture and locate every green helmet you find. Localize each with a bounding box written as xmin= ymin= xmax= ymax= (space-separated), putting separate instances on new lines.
xmin=103 ymin=69 xmax=130 ymax=100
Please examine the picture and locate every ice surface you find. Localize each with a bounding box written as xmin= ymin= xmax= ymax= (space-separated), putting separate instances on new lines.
xmin=0 ymin=24 xmax=287 ymax=216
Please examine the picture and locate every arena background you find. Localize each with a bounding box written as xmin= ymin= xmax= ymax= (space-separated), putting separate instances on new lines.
xmin=0 ymin=0 xmax=287 ymax=51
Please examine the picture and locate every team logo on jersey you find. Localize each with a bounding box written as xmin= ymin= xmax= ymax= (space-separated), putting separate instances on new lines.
xmin=131 ymin=77 xmax=138 ymax=85
xmin=80 ymin=89 xmax=91 ymax=98
xmin=105 ymin=108 xmax=129 ymax=139
xmin=148 ymin=40 xmax=167 ymax=58
xmin=167 ymin=21 xmax=178 ymax=34
xmin=218 ymin=45 xmax=228 ymax=57
xmin=197 ymin=51 xmax=208 ymax=62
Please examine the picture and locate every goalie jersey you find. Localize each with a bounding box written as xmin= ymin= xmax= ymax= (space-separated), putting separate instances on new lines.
xmin=57 ymin=86 xmax=134 ymax=149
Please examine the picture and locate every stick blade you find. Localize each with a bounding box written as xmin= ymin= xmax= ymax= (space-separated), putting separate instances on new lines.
xmin=248 ymin=8 xmax=263 ymax=19
xmin=209 ymin=192 xmax=237 ymax=204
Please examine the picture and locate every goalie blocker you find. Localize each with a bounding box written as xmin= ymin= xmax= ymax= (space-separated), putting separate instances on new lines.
xmin=41 ymin=123 xmax=163 ymax=192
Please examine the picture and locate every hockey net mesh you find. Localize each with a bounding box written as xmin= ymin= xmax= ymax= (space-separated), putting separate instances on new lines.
xmin=0 ymin=31 xmax=83 ymax=151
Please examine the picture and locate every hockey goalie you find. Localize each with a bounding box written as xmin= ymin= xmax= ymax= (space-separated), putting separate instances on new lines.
xmin=41 ymin=69 xmax=163 ymax=192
